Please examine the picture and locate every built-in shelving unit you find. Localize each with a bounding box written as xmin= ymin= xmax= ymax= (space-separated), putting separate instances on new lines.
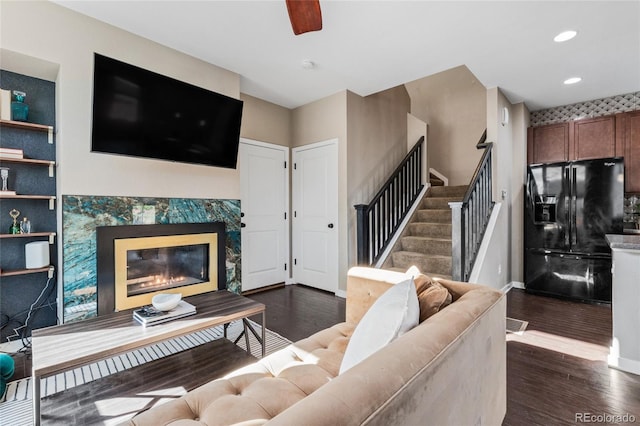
xmin=0 ymin=265 xmax=54 ymax=277
xmin=0 ymin=157 xmax=56 ymax=177
xmin=0 ymin=119 xmax=57 ymax=208
xmin=0 ymin=157 xmax=55 ymax=166
xmin=0 ymin=231 xmax=56 ymax=238
xmin=0 ymin=194 xmax=56 ymax=209
xmin=0 ymin=119 xmax=52 ymax=131
xmin=0 ymin=69 xmax=58 ymax=341
xmin=0 ymin=232 xmax=56 ymax=244
xmin=0 ymin=194 xmax=56 ymax=200
xmin=0 ymin=119 xmax=54 ymax=144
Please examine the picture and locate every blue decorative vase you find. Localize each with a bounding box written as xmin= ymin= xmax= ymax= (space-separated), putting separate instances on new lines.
xmin=11 ymin=90 xmax=29 ymax=122
xmin=0 ymin=353 xmax=15 ymax=397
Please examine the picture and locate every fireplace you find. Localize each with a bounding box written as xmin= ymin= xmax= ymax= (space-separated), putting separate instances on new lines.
xmin=96 ymin=223 xmax=226 ymax=315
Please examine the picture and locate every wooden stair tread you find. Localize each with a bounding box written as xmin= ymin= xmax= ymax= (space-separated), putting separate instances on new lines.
xmin=393 ymin=251 xmax=451 ymax=259
xmin=402 ymin=235 xmax=451 ymax=242
xmin=425 ymin=196 xmax=463 ymax=201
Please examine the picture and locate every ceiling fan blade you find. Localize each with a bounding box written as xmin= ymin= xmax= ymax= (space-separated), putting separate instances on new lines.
xmin=286 ymin=0 xmax=322 ymax=35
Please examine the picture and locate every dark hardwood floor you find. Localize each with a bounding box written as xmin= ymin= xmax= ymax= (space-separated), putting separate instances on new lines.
xmin=505 ymin=289 xmax=640 ymax=425
xmin=246 ymin=284 xmax=346 ymax=342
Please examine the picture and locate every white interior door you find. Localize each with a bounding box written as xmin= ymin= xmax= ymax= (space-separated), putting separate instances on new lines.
xmin=239 ymin=140 xmax=289 ymax=291
xmin=292 ymin=140 xmax=338 ymax=293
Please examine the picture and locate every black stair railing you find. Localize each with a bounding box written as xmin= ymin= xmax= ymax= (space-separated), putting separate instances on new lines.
xmin=355 ymin=137 xmax=424 ymax=265
xmin=451 ymin=130 xmax=494 ymax=281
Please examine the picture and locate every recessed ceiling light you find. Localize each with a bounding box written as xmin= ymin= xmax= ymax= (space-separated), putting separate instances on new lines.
xmin=564 ymin=77 xmax=582 ymax=85
xmin=554 ymin=30 xmax=577 ymax=42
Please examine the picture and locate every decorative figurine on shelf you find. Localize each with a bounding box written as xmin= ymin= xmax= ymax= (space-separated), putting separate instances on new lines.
xmin=11 ymin=91 xmax=29 ymax=122
xmin=0 ymin=167 xmax=8 ymax=191
xmin=9 ymin=208 xmax=21 ymax=234
xmin=20 ymin=217 xmax=31 ymax=234
xmin=0 ymin=167 xmax=16 ymax=196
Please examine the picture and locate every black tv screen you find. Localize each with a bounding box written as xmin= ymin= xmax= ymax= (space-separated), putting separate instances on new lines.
xmin=91 ymin=53 xmax=243 ymax=169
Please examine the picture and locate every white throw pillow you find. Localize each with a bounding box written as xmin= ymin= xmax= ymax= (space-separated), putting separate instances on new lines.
xmin=339 ymin=277 xmax=419 ymax=374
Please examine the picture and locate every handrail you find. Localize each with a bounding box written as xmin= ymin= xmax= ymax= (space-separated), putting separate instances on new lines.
xmin=451 ymin=129 xmax=494 ymax=281
xmin=355 ymin=137 xmax=424 ymax=265
xmin=462 ymin=129 xmax=490 ymax=203
xmin=367 ymin=137 xmax=424 ymax=207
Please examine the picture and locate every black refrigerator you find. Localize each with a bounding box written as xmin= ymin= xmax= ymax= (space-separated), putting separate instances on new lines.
xmin=524 ymin=157 xmax=624 ymax=303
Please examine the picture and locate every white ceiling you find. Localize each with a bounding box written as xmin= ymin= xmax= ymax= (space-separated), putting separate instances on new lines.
xmin=52 ymin=0 xmax=640 ymax=111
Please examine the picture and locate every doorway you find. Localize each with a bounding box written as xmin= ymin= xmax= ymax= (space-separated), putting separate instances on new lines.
xmin=292 ymin=139 xmax=339 ymax=293
xmin=239 ymin=139 xmax=289 ymax=291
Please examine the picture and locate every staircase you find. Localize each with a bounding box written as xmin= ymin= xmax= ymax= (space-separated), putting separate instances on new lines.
xmin=382 ymin=185 xmax=467 ymax=279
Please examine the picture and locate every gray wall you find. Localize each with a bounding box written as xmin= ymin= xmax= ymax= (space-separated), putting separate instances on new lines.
xmin=346 ymin=86 xmax=412 ymax=267
xmin=405 ymin=65 xmax=486 ymax=186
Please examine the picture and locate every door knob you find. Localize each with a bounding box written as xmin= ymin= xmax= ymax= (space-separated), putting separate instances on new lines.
xmin=328 ymin=223 xmax=334 ymax=228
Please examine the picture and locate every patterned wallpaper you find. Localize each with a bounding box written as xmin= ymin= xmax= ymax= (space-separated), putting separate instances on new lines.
xmin=531 ymin=91 xmax=640 ymax=127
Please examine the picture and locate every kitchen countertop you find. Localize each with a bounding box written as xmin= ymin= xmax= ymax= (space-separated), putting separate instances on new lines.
xmin=606 ymin=234 xmax=640 ymax=250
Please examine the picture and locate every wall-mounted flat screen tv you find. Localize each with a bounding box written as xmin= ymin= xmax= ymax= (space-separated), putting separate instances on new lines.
xmin=91 ymin=53 xmax=243 ymax=169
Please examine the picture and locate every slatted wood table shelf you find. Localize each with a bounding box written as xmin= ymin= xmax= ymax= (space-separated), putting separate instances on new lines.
xmin=31 ymin=291 xmax=266 ymax=425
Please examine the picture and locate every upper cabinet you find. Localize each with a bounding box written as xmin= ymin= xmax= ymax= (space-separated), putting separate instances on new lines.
xmin=528 ymin=112 xmax=639 ymax=193
xmin=527 ymin=122 xmax=569 ymax=164
xmin=572 ymin=115 xmax=618 ymax=160
xmin=622 ymin=111 xmax=640 ymax=194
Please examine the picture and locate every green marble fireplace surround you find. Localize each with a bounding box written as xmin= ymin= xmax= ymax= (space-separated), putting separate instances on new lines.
xmin=62 ymin=195 xmax=241 ymax=322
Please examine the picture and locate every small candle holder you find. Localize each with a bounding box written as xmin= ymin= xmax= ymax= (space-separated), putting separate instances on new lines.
xmin=0 ymin=168 xmax=9 ymax=192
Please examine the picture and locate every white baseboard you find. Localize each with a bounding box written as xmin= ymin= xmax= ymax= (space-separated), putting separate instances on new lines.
xmin=285 ymin=278 xmax=344 ymax=298
xmin=510 ymin=281 xmax=525 ymax=290
xmin=608 ymin=353 xmax=640 ymax=376
xmin=501 ymin=281 xmax=524 ymax=293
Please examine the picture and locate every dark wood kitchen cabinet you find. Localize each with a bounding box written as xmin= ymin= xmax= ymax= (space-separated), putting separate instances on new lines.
xmin=528 ymin=114 xmax=620 ymax=164
xmin=527 ymin=122 xmax=569 ymax=164
xmin=571 ymin=115 xmax=617 ymax=160
xmin=623 ymin=111 xmax=640 ymax=193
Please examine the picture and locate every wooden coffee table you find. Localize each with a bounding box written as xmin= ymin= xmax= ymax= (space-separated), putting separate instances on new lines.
xmin=31 ymin=291 xmax=265 ymax=425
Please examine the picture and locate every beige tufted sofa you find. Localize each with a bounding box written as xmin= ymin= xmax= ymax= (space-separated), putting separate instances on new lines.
xmin=129 ymin=267 xmax=506 ymax=426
